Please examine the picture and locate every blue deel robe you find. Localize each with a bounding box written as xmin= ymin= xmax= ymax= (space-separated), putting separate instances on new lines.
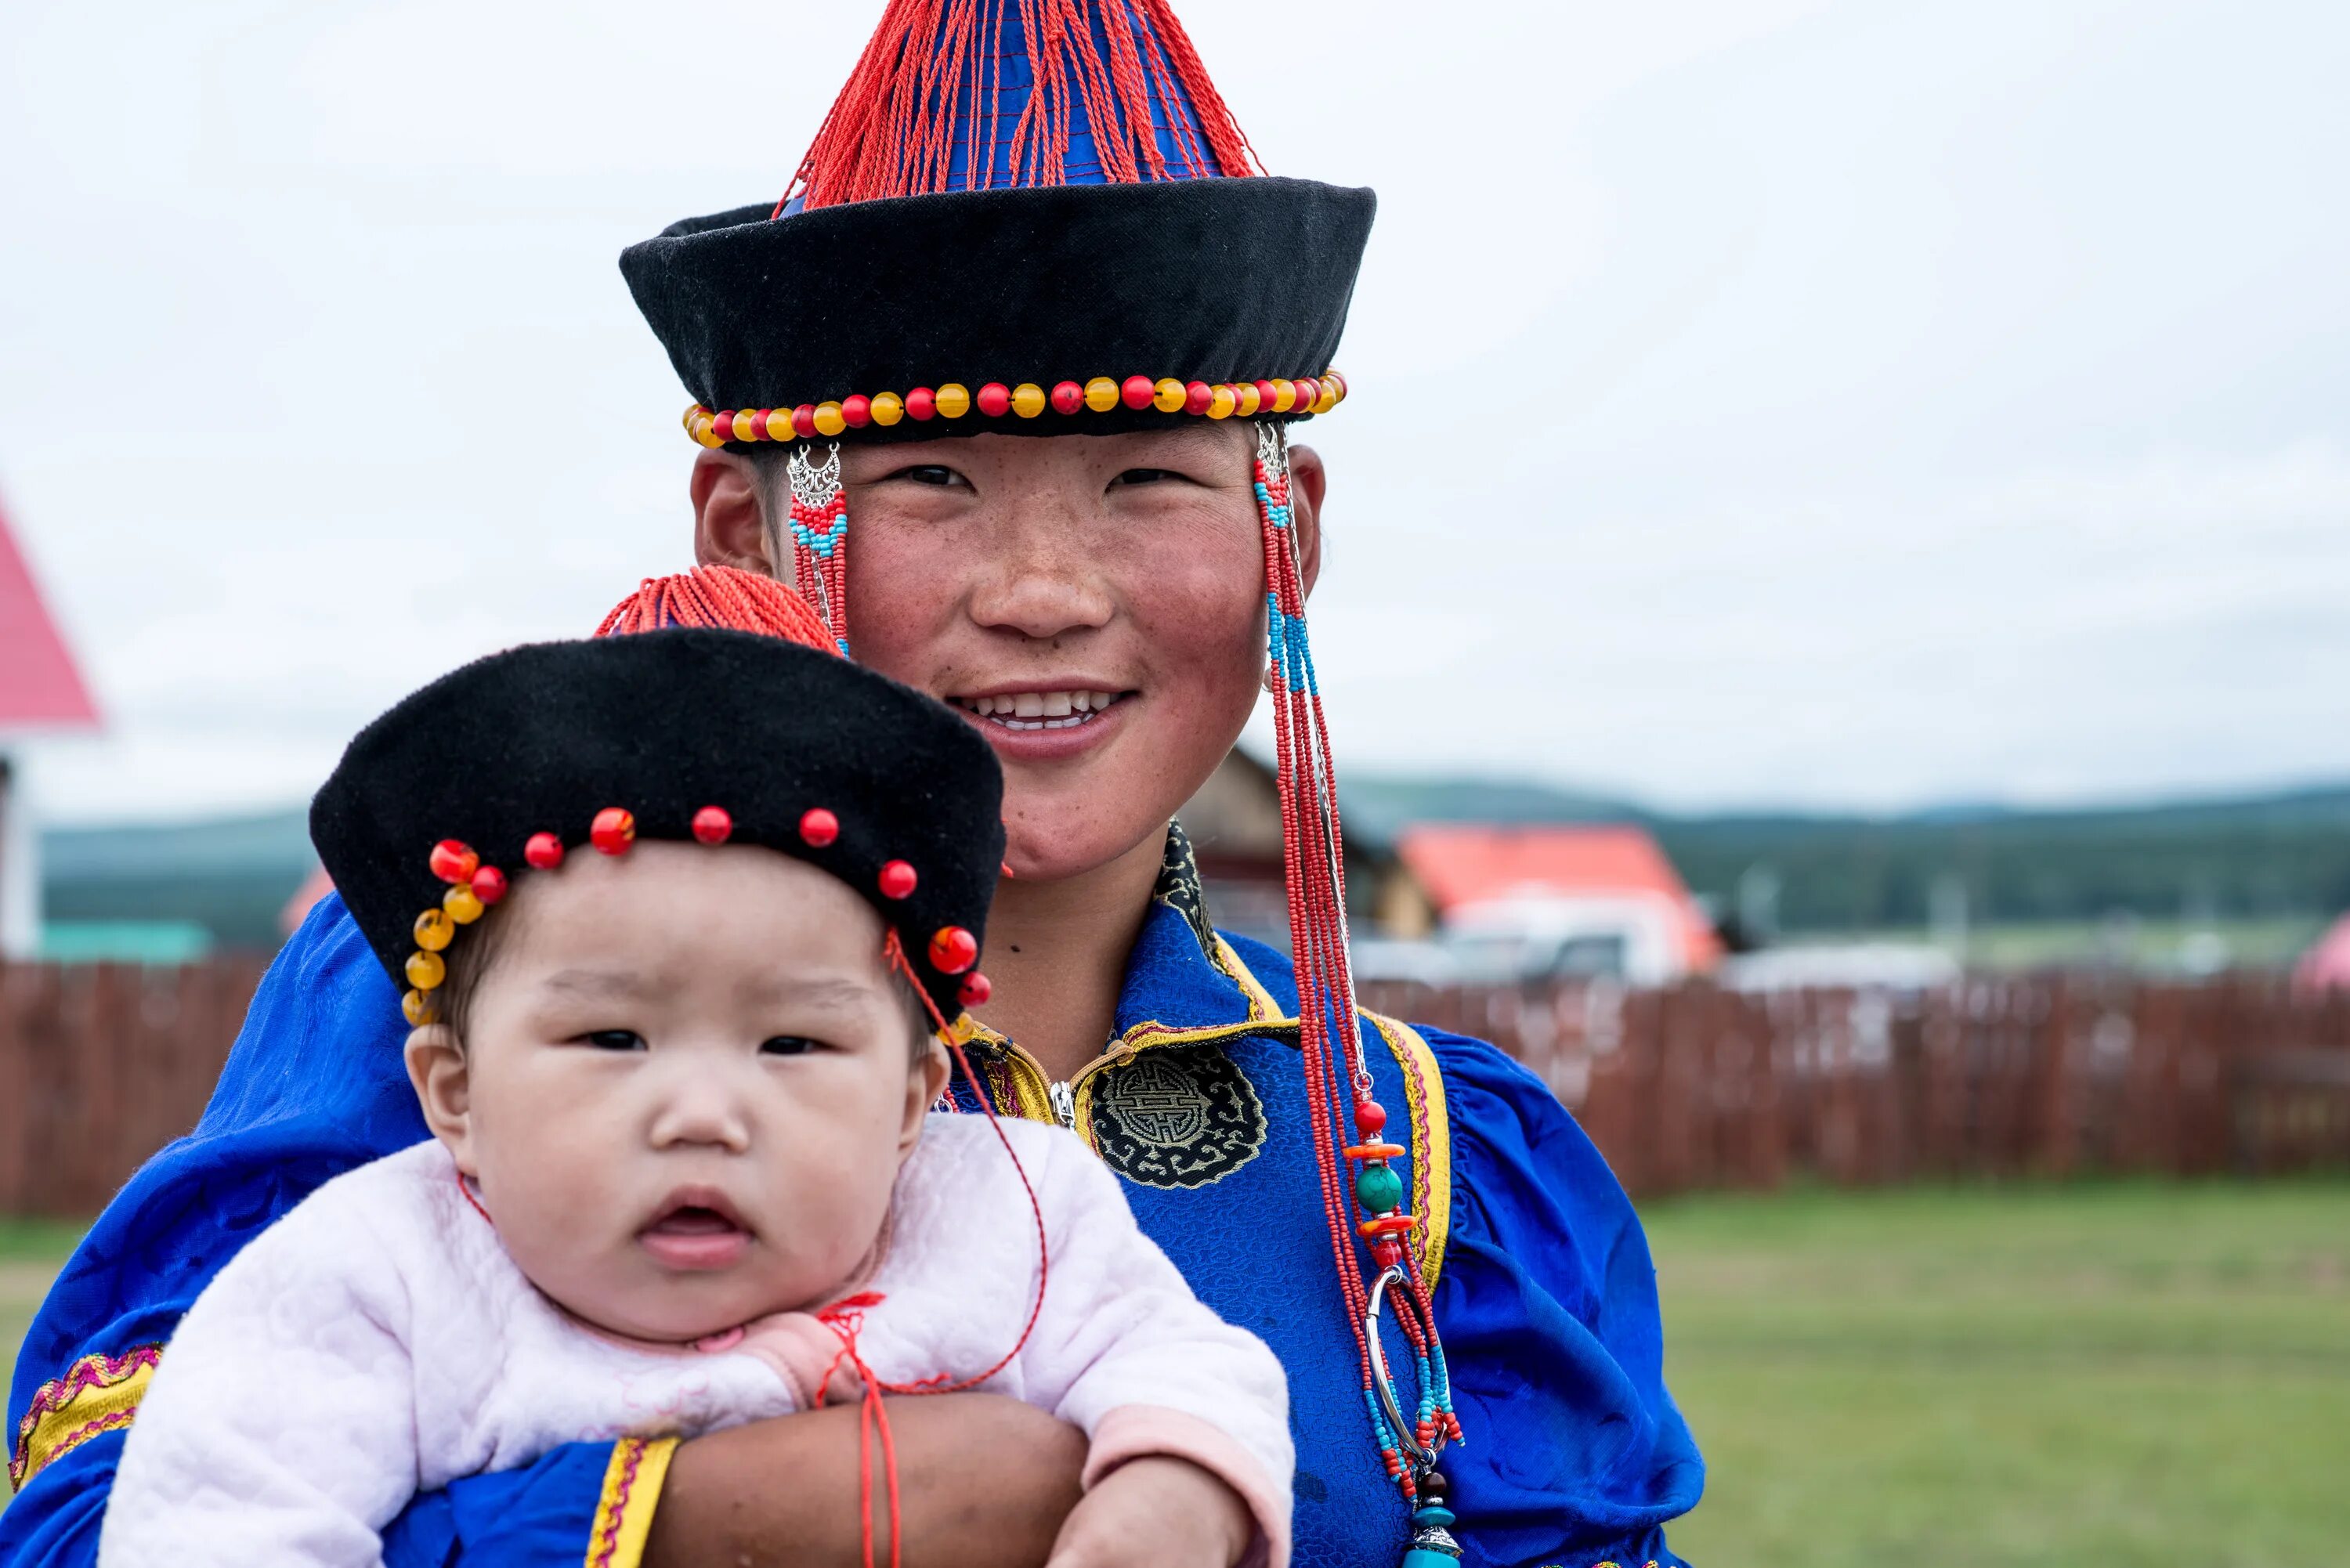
xmin=5 ymin=847 xmax=1701 ymax=1567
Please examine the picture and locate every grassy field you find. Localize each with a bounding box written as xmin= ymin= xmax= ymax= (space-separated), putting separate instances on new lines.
xmin=1 ymin=1218 xmax=85 ymax=1404
xmin=6 ymin=1186 xmax=2348 ymax=1562
xmin=1650 ymin=1180 xmax=2350 ymax=1567
xmin=1791 ymin=915 xmax=2329 ymax=972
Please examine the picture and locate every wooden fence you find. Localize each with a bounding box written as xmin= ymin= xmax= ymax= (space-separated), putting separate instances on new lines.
xmin=1358 ymin=972 xmax=2350 ymax=1198
xmin=0 ymin=959 xmax=270 ymax=1216
xmin=2 ymin=961 xmax=2348 ymax=1215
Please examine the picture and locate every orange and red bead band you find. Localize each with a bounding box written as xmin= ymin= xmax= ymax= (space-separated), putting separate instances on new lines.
xmin=397 ymin=807 xmax=988 ymax=1028
xmin=685 ymin=369 xmax=1347 ymax=447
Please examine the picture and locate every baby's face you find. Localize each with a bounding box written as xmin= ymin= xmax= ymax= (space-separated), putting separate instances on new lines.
xmin=409 ymin=841 xmax=946 ymax=1342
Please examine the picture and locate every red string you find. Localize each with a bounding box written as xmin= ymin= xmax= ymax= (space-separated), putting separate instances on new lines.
xmin=454 ymin=1168 xmax=497 ymax=1229
xmin=806 ymin=932 xmax=1052 ymax=1568
xmin=880 ymin=929 xmax=1050 ymax=1393
xmin=813 ymin=1295 xmax=905 ymax=1568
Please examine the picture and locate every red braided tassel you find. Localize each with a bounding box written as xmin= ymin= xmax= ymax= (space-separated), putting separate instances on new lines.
xmin=1255 ymin=425 xmax=1455 ymax=1500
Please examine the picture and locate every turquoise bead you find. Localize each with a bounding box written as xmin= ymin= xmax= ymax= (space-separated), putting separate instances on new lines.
xmin=1411 ymin=1505 xmax=1456 ymax=1529
xmin=1403 ymin=1549 xmax=1461 ymax=1568
xmin=1356 ymin=1162 xmax=1405 ymax=1214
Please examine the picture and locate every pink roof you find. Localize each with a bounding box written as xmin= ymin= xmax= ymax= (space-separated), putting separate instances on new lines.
xmin=281 ymin=865 xmax=334 ymax=937
xmin=0 ymin=490 xmax=98 ymax=730
xmin=1396 ymin=822 xmax=1723 ymax=968
xmin=2294 ymin=913 xmax=2350 ymax=993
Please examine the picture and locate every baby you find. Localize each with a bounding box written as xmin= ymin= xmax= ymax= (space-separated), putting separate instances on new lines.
xmin=99 ymin=616 xmax=1289 ymax=1567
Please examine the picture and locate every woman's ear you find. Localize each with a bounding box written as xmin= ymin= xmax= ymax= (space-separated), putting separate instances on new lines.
xmin=1287 ymin=443 xmax=1328 ymax=601
xmin=405 ymin=1024 xmax=479 ymax=1174
xmin=900 ymin=1039 xmax=952 ymax=1157
xmin=691 ymin=450 xmax=774 ymax=573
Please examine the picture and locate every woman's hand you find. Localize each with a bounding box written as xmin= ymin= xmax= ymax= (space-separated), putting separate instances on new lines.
xmin=646 ymin=1393 xmax=1088 ymax=1568
xmin=1042 ymin=1456 xmax=1254 ymax=1568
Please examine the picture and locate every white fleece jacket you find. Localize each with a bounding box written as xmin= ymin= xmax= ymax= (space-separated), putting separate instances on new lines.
xmin=99 ymin=1114 xmax=1290 ymax=1568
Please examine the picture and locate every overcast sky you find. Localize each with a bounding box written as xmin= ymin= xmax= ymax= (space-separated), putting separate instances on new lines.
xmin=3 ymin=0 xmax=2345 ymax=822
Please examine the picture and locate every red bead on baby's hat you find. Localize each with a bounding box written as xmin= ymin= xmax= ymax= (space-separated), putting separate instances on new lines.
xmin=524 ymin=832 xmax=565 ymax=870
xmin=428 ymin=840 xmax=479 ymax=885
xmin=929 ymin=926 xmax=978 ymax=974
xmin=471 ymin=865 xmax=508 ymax=905
xmin=799 ymin=807 xmax=840 ymax=847
xmin=591 ymin=807 xmax=636 ymax=856
xmin=959 ymin=971 xmax=992 ymax=1007
xmin=878 ymin=860 xmax=917 ymax=900
xmin=692 ymin=806 xmax=733 ymax=845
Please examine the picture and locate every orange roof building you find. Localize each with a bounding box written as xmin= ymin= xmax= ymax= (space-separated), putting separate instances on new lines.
xmin=1390 ymin=823 xmax=1722 ymax=975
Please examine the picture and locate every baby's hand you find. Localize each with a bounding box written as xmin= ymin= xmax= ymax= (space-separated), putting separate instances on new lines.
xmin=1043 ymin=1454 xmax=1255 ymax=1568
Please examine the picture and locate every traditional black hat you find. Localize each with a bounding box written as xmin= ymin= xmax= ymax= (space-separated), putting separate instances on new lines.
xmin=310 ymin=629 xmax=1004 ymax=1025
xmin=619 ymin=2 xmax=1373 ymax=452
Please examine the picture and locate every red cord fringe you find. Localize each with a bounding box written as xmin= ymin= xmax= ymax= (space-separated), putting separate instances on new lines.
xmin=782 ymin=0 xmax=1259 ymax=214
xmin=593 ymin=565 xmax=837 ymax=650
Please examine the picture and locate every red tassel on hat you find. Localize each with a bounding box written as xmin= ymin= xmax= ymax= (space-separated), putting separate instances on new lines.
xmin=593 ymin=565 xmax=837 ymax=650
xmin=785 ymin=0 xmax=1260 ymax=213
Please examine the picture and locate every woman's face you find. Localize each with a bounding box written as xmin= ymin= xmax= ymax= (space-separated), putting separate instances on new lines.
xmin=819 ymin=426 xmax=1321 ymax=883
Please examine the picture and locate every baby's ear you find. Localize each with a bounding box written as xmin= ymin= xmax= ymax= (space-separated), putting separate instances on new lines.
xmin=404 ymin=1024 xmax=476 ymax=1171
xmin=900 ymin=1038 xmax=952 ymax=1155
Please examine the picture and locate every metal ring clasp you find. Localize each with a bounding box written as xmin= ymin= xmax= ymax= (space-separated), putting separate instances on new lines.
xmin=1365 ymin=1263 xmax=1444 ymax=1469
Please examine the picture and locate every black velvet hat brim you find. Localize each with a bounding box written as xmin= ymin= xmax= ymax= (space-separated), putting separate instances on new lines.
xmin=620 ymin=178 xmax=1374 ymax=444
xmin=311 ymin=630 xmax=1004 ymax=1020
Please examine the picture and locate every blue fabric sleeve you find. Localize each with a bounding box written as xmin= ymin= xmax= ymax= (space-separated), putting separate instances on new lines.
xmin=0 ymin=1432 xmax=614 ymax=1568
xmin=0 ymin=1433 xmax=121 ymax=1566
xmin=383 ymin=1443 xmax=624 ymax=1568
xmin=1 ymin=896 xmax=619 ymax=1567
xmin=1424 ymin=1027 xmax=1704 ymax=1568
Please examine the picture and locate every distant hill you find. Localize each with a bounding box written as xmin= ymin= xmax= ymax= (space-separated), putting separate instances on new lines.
xmin=1336 ymin=775 xmax=1638 ymax=844
xmin=40 ymin=780 xmax=2350 ymax=948
xmin=42 ymin=808 xmax=313 ymax=950
xmin=1343 ymin=775 xmax=2350 ymax=932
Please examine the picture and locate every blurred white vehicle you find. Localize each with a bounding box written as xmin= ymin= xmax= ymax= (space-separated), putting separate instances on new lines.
xmin=1440 ymin=894 xmax=1693 ymax=987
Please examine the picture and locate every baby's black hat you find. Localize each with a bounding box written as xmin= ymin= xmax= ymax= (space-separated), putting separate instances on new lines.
xmin=310 ymin=629 xmax=1005 ymax=1024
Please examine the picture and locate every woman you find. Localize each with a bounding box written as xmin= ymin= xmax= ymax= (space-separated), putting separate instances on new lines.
xmin=4 ymin=5 xmax=1701 ymax=1565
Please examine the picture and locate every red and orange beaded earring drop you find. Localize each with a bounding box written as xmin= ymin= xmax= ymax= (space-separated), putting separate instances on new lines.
xmin=1253 ymin=420 xmax=1462 ymax=1555
xmin=786 ymin=443 xmax=851 ymax=655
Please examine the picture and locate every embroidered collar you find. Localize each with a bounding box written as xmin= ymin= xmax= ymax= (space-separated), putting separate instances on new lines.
xmin=1153 ymin=820 xmax=1217 ymax=955
xmin=967 ymin=821 xmax=1295 ymax=1058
